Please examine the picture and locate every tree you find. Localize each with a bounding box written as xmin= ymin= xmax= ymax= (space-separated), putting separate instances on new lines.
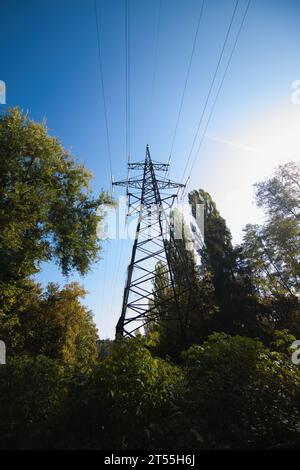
xmin=255 ymin=161 xmax=300 ymax=222
xmin=243 ymin=162 xmax=300 ymax=298
xmin=242 ymin=162 xmax=300 ymax=336
xmin=189 ymin=189 xmax=261 ymax=336
xmin=146 ymin=208 xmax=218 ymax=359
xmin=0 ymin=281 xmax=99 ymax=371
xmin=0 ymin=107 xmax=113 ymax=354
xmin=0 ymin=108 xmax=112 ymax=317
xmin=179 ymin=333 xmax=300 ymax=449
xmin=97 ymin=338 xmax=114 ymax=360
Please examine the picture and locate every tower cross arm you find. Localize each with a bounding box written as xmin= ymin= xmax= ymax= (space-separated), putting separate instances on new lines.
xmin=113 ymin=177 xmax=184 ymax=190
xmin=156 ymin=179 xmax=185 ymax=189
xmin=128 ymin=162 xmax=169 ymax=171
xmin=112 ymin=177 xmax=144 ymax=189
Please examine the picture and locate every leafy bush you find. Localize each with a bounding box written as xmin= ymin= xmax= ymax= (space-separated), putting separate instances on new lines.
xmin=58 ymin=338 xmax=183 ymax=449
xmin=0 ymin=355 xmax=67 ymax=449
xmin=178 ymin=333 xmax=300 ymax=449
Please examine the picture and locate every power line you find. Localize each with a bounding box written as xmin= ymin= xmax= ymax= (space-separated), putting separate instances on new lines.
xmin=111 ymin=241 xmax=124 ymax=316
xmin=181 ymin=0 xmax=240 ymax=183
xmin=184 ymin=0 xmax=252 ymax=194
xmin=94 ymin=0 xmax=113 ymax=184
xmin=169 ymin=0 xmax=205 ymax=158
xmin=125 ymin=0 xmax=131 ymax=160
xmin=99 ymin=246 xmax=109 ymax=317
xmin=150 ymin=0 xmax=162 ymax=113
xmin=111 ymin=238 xmax=128 ymax=317
xmin=111 ymin=0 xmax=131 ymax=322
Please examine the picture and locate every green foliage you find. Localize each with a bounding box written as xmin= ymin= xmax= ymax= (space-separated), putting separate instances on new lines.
xmin=97 ymin=338 xmax=114 ymax=359
xmin=148 ymin=208 xmax=218 ymax=359
xmin=0 ymin=107 xmax=299 ymax=450
xmin=149 ymin=261 xmax=218 ymax=359
xmin=242 ymin=162 xmax=300 ymax=337
xmin=0 ymin=107 xmax=112 ymax=282
xmin=243 ymin=162 xmax=300 ymax=297
xmin=179 ymin=333 xmax=300 ymax=449
xmin=255 ymin=161 xmax=300 ymax=221
xmin=0 ymin=334 xmax=299 ymax=449
xmin=0 ymin=281 xmax=99 ymax=371
xmin=269 ymin=329 xmax=296 ymax=354
xmin=189 ymin=189 xmax=261 ymax=337
xmin=57 ymin=339 xmax=183 ymax=449
xmin=0 ymin=355 xmax=67 ymax=449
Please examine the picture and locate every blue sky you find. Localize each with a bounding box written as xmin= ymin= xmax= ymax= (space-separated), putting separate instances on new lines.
xmin=1 ymin=0 xmax=300 ymax=338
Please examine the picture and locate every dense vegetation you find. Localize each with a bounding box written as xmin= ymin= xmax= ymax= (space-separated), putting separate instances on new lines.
xmin=0 ymin=108 xmax=299 ymax=449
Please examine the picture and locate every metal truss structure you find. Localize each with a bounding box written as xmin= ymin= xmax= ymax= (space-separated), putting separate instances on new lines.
xmin=113 ymin=145 xmax=190 ymax=340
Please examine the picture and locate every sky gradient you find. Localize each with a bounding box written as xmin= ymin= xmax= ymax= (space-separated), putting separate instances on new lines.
xmin=1 ymin=0 xmax=300 ymax=338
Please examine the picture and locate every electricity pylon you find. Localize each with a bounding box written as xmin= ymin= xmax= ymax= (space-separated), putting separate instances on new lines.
xmin=113 ymin=145 xmax=190 ymax=341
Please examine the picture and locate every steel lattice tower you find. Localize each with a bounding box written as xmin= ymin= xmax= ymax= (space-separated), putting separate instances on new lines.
xmin=113 ymin=145 xmax=191 ymax=340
